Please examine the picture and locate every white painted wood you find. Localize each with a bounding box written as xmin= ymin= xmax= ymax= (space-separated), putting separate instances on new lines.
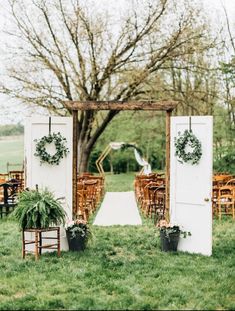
xmin=170 ymin=116 xmax=213 ymax=256
xmin=93 ymin=191 xmax=142 ymax=226
xmin=24 ymin=116 xmax=73 ymax=251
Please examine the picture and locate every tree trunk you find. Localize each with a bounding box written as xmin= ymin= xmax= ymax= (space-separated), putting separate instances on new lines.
xmin=78 ymin=152 xmax=90 ymax=173
xmin=77 ymin=141 xmax=91 ymax=174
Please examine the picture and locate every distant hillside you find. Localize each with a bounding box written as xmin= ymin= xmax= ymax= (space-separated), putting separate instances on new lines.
xmin=0 ymin=124 xmax=24 ymax=136
xmin=0 ymin=136 xmax=24 ymax=173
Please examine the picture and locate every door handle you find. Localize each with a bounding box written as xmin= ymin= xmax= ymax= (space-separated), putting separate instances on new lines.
xmin=204 ymin=198 xmax=210 ymax=202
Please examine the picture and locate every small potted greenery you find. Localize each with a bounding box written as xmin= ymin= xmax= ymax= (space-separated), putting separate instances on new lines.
xmin=12 ymin=188 xmax=66 ymax=229
xmin=157 ymin=219 xmax=191 ymax=252
xmin=65 ymin=219 xmax=92 ymax=251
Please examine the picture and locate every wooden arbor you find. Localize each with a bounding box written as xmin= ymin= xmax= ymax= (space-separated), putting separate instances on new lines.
xmin=64 ymin=100 xmax=178 ymax=217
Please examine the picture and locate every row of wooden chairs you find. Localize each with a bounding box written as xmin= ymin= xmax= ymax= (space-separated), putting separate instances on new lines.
xmin=0 ymin=170 xmax=25 ymax=204
xmin=0 ymin=170 xmax=25 ymax=218
xmin=135 ymin=172 xmax=235 ymax=222
xmin=76 ymin=173 xmax=105 ymax=221
xmin=135 ymin=173 xmax=166 ymax=224
xmin=0 ymin=171 xmax=24 ymax=190
xmin=213 ymin=173 xmax=234 ymax=188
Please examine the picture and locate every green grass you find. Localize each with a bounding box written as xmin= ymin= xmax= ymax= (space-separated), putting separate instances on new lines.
xmin=0 ymin=174 xmax=235 ymax=310
xmin=0 ymin=218 xmax=234 ymax=310
xmin=0 ymin=136 xmax=24 ymax=173
xmin=104 ymin=172 xmax=136 ymax=192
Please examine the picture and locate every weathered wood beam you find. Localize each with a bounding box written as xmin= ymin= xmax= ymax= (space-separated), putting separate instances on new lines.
xmin=64 ymin=100 xmax=178 ymax=111
xmin=165 ymin=110 xmax=171 ymax=220
xmin=72 ymin=110 xmax=78 ymax=217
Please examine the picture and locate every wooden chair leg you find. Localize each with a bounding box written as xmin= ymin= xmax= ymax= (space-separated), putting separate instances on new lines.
xmin=35 ymin=231 xmax=39 ymax=260
xmin=39 ymin=232 xmax=42 ymax=256
xmin=218 ymin=203 xmax=221 ymax=220
xmin=57 ymin=227 xmax=61 ymax=257
xmin=22 ymin=231 xmax=25 ymax=259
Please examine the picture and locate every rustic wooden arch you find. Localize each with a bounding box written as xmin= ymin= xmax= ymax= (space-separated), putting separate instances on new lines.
xmin=64 ymin=100 xmax=178 ymax=217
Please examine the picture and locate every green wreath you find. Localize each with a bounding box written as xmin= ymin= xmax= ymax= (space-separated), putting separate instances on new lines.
xmin=34 ymin=132 xmax=69 ymax=165
xmin=174 ymin=129 xmax=202 ymax=165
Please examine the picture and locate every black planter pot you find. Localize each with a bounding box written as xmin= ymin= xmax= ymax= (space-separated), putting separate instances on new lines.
xmin=160 ymin=231 xmax=180 ymax=252
xmin=66 ymin=231 xmax=86 ymax=251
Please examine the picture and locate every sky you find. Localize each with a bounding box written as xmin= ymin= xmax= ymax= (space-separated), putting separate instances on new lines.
xmin=0 ymin=0 xmax=234 ymax=125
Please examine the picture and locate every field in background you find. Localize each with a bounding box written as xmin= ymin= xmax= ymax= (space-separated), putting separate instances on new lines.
xmin=0 ymin=136 xmax=24 ymax=173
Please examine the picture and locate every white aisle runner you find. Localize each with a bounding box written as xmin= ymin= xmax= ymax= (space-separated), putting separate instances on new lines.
xmin=93 ymin=191 xmax=142 ymax=226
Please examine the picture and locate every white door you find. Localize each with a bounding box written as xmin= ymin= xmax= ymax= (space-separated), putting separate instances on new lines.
xmin=170 ymin=116 xmax=213 ymax=256
xmin=24 ymin=116 xmax=73 ymax=251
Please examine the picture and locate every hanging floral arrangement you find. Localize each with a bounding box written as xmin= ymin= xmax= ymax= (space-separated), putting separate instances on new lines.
xmin=174 ymin=129 xmax=202 ymax=165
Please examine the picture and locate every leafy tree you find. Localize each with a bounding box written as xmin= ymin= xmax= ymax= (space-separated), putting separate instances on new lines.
xmin=0 ymin=123 xmax=24 ymax=136
xmin=1 ymin=0 xmax=213 ymax=172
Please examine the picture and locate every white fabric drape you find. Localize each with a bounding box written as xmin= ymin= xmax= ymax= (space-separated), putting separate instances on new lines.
xmin=134 ymin=149 xmax=152 ymax=174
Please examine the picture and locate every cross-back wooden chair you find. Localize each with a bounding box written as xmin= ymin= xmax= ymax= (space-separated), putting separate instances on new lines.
xmin=84 ymin=180 xmax=99 ymax=213
xmin=142 ymin=182 xmax=160 ymax=216
xmin=153 ymin=186 xmax=166 ymax=224
xmin=0 ymin=174 xmax=9 ymax=204
xmin=8 ymin=170 xmax=24 ymax=192
xmin=225 ymin=179 xmax=235 ymax=187
xmin=213 ymin=174 xmax=233 ymax=188
xmin=217 ymin=185 xmax=235 ymax=220
xmin=77 ymin=182 xmax=89 ymax=221
xmin=85 ymin=176 xmax=104 ymax=203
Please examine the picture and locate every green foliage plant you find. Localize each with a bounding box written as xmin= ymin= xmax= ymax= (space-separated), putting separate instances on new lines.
xmin=174 ymin=129 xmax=202 ymax=165
xmin=157 ymin=220 xmax=191 ymax=241
xmin=34 ymin=132 xmax=69 ymax=165
xmin=12 ymin=188 xmax=66 ymax=229
xmin=0 ymin=123 xmax=24 ymax=137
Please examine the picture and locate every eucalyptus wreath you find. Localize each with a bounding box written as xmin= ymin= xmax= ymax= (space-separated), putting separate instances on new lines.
xmin=34 ymin=132 xmax=69 ymax=165
xmin=174 ymin=129 xmax=202 ymax=165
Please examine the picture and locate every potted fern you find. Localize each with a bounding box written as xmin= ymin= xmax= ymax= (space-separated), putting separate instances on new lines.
xmin=65 ymin=219 xmax=92 ymax=251
xmin=12 ymin=188 xmax=66 ymax=230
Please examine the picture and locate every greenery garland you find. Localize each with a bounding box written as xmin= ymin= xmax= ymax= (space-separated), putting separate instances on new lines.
xmin=174 ymin=129 xmax=202 ymax=165
xmin=34 ymin=132 xmax=69 ymax=165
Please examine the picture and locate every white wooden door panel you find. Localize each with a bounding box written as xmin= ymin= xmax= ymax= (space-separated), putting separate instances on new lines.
xmin=24 ymin=116 xmax=73 ymax=251
xmin=170 ymin=116 xmax=213 ymax=256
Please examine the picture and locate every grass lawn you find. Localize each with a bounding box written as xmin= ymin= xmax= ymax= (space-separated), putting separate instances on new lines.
xmin=0 ymin=136 xmax=24 ymax=173
xmin=104 ymin=172 xmax=136 ymax=192
xmin=0 ymin=174 xmax=234 ymax=310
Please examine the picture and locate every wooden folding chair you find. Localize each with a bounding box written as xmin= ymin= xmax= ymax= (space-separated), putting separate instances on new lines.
xmin=153 ymin=186 xmax=166 ymax=224
xmin=84 ymin=180 xmax=99 ymax=213
xmin=225 ymin=179 xmax=235 ymax=187
xmin=8 ymin=170 xmax=24 ymax=192
xmin=142 ymin=182 xmax=160 ymax=217
xmin=217 ymin=186 xmax=235 ymax=220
